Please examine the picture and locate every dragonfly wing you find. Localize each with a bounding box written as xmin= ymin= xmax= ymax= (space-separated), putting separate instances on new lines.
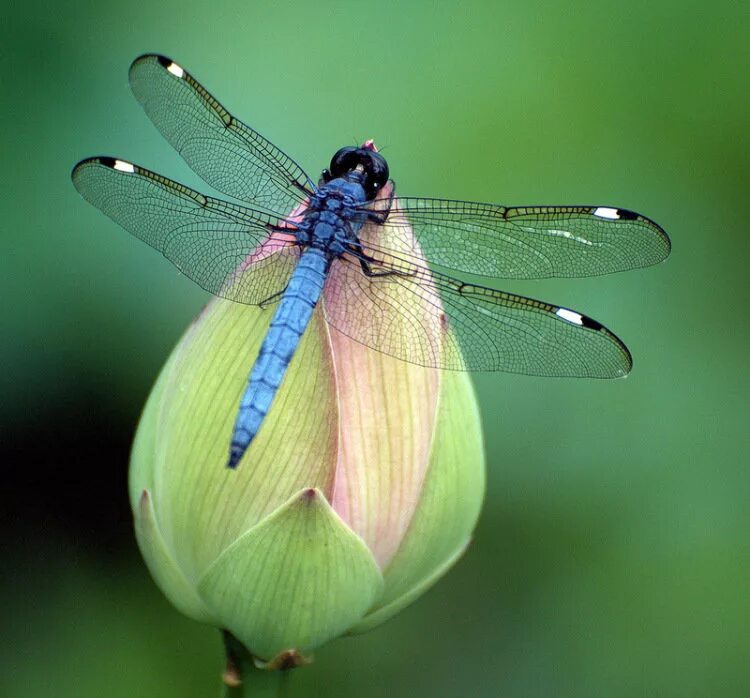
xmin=323 ymin=253 xmax=631 ymax=377
xmin=128 ymin=54 xmax=313 ymax=214
xmin=361 ymin=197 xmax=670 ymax=278
xmin=72 ymin=157 xmax=300 ymax=305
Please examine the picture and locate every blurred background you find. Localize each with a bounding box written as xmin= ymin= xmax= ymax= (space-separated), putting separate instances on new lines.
xmin=1 ymin=0 xmax=748 ymax=695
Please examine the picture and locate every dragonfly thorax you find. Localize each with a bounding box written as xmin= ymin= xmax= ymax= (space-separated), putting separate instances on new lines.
xmin=296 ymin=179 xmax=368 ymax=257
xmin=317 ymin=175 xmax=367 ymax=205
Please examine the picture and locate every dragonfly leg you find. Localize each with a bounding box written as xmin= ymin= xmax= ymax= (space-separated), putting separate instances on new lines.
xmin=358 ymin=256 xmax=415 ymax=279
xmin=354 ymin=181 xmax=394 ymax=224
xmin=346 ymin=242 xmax=416 ymax=279
xmin=259 ymin=286 xmax=288 ymax=309
xmin=365 ymin=187 xmax=394 ymax=224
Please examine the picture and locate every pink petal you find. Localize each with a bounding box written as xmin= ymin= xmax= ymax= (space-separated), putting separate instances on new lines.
xmin=323 ymin=162 xmax=445 ymax=569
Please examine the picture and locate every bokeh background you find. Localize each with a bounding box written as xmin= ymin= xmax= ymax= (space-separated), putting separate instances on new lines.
xmin=2 ymin=0 xmax=748 ymax=695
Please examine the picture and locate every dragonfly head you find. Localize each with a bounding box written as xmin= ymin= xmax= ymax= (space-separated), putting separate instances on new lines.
xmin=328 ymin=146 xmax=389 ymax=201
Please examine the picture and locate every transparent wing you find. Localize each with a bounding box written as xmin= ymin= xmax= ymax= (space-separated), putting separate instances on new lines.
xmin=362 ymin=197 xmax=670 ymax=278
xmin=323 ymin=252 xmax=631 ymax=377
xmin=128 ymin=54 xmax=314 ymax=214
xmin=72 ymin=157 xmax=300 ymax=304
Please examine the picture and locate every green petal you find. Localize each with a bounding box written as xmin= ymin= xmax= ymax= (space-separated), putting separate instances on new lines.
xmin=146 ymin=301 xmax=340 ymax=581
xmin=351 ymin=369 xmax=485 ymax=632
xmin=128 ymin=344 xmax=176 ymax=511
xmin=134 ymin=489 xmax=214 ymax=623
xmin=349 ymin=538 xmax=470 ymax=634
xmin=197 ymin=488 xmax=383 ymax=661
xmin=129 ymin=356 xmax=213 ymax=621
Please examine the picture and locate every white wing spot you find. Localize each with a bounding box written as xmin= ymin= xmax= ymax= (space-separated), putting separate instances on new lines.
xmin=166 ymin=61 xmax=185 ymax=78
xmin=556 ymin=308 xmax=584 ymax=325
xmin=593 ymin=207 xmax=620 ymax=220
xmin=113 ymin=159 xmax=135 ymax=173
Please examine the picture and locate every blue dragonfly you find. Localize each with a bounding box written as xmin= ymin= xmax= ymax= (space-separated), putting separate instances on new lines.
xmin=72 ymin=55 xmax=671 ymax=469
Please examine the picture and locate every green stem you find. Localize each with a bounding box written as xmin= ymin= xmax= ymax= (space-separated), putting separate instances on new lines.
xmin=221 ymin=631 xmax=290 ymax=698
xmin=221 ymin=662 xmax=287 ymax=698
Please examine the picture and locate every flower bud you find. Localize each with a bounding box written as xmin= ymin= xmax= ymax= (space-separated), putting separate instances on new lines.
xmin=129 ymin=182 xmax=485 ymax=665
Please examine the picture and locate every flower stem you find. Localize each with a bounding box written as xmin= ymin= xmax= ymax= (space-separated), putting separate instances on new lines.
xmin=221 ymin=631 xmax=290 ymax=698
xmin=221 ymin=663 xmax=287 ymax=698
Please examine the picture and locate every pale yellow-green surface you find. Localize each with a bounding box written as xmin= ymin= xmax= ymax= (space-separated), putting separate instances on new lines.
xmin=127 ymin=289 xmax=484 ymax=663
xmin=2 ymin=0 xmax=749 ymax=695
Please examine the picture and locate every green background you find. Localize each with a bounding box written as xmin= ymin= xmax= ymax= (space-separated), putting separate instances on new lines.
xmin=2 ymin=0 xmax=748 ymax=695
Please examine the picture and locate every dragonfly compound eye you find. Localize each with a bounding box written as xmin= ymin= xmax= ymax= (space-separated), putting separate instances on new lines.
xmin=362 ymin=150 xmax=389 ymax=200
xmin=329 ymin=147 xmax=362 ymax=178
xmin=329 ymin=147 xmax=389 ymax=200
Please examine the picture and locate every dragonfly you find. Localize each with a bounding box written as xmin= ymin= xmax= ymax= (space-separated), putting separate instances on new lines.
xmin=72 ymin=54 xmax=671 ymax=469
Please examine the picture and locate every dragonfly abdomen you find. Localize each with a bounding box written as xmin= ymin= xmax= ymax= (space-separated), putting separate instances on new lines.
xmin=227 ymin=248 xmax=330 ymax=469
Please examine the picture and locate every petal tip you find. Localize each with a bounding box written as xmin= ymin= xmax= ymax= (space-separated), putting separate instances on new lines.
xmin=138 ymin=489 xmax=150 ymax=515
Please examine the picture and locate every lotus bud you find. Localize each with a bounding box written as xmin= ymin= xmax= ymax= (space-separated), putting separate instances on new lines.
xmin=129 ymin=178 xmax=485 ymax=668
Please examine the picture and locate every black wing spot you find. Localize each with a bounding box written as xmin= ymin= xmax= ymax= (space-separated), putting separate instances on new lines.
xmin=580 ymin=314 xmax=605 ymax=331
xmin=616 ymin=208 xmax=639 ymax=220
